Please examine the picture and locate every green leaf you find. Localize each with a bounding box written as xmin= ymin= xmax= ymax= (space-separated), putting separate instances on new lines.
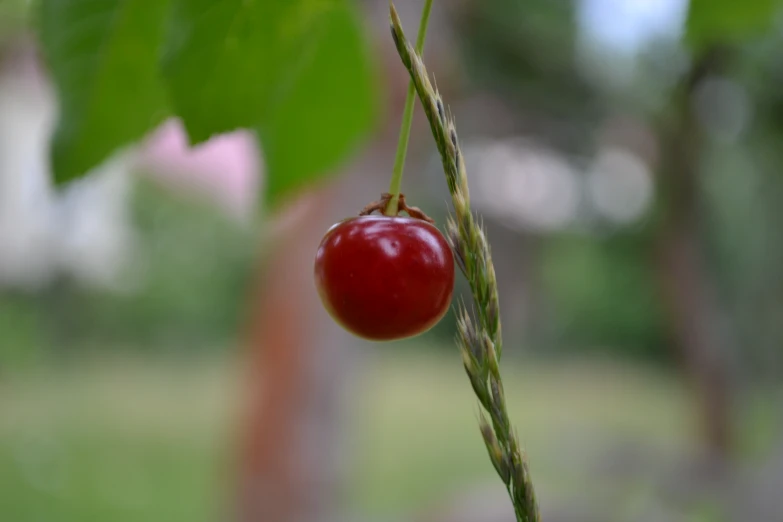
xmin=259 ymin=4 xmax=377 ymax=207
xmin=162 ymin=0 xmax=377 ymax=208
xmin=39 ymin=0 xmax=171 ymax=184
xmin=161 ymin=0 xmax=308 ymax=143
xmin=685 ymin=0 xmax=782 ymax=52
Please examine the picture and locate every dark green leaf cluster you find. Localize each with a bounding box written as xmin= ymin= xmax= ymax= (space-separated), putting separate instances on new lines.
xmin=37 ymin=0 xmax=377 ymax=208
xmin=686 ymin=0 xmax=783 ymax=52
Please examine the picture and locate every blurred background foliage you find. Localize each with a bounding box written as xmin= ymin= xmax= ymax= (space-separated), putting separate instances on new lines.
xmin=2 ymin=0 xmax=783 ymax=521
xmin=0 ymin=179 xmax=257 ymax=367
xmin=0 ymin=0 xmax=776 ymax=368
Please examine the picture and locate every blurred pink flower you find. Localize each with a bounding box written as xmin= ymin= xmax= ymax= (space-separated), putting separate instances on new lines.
xmin=138 ymin=119 xmax=263 ymax=219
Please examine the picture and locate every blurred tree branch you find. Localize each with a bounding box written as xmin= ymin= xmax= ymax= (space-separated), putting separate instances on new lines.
xmin=654 ymin=45 xmax=736 ymax=461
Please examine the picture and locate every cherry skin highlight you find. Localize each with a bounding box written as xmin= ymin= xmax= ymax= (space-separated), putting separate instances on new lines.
xmin=314 ymin=215 xmax=455 ymax=341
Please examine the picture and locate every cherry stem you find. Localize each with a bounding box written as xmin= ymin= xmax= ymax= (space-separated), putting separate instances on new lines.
xmin=360 ymin=193 xmax=436 ymax=224
xmin=385 ymin=0 xmax=434 ymax=216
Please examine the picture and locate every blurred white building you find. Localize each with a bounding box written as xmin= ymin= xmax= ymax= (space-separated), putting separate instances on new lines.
xmin=0 ymin=42 xmax=136 ymax=292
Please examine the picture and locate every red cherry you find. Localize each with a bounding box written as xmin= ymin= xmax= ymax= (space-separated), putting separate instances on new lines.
xmin=314 ymin=215 xmax=455 ymax=341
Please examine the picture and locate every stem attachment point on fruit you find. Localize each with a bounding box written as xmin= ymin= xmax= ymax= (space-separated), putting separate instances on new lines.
xmin=360 ymin=193 xmax=435 ymax=224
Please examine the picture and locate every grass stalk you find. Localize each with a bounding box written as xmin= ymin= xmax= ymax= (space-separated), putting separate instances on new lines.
xmin=388 ymin=4 xmax=541 ymax=521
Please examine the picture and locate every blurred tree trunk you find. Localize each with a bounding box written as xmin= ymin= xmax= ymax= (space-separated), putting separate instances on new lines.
xmin=233 ymin=138 xmax=401 ymax=522
xmin=231 ymin=8 xmax=474 ymax=519
xmin=654 ymin=48 xmax=735 ymax=461
xmin=235 ymin=188 xmax=334 ymax=522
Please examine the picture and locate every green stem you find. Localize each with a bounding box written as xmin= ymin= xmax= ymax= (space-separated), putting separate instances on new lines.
xmin=384 ymin=0 xmax=434 ymax=216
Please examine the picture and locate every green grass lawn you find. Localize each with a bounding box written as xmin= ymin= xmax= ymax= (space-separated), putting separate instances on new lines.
xmin=353 ymin=349 xmax=692 ymax=516
xmin=0 ymin=349 xmax=695 ymax=522
xmin=0 ymin=355 xmax=234 ymax=522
